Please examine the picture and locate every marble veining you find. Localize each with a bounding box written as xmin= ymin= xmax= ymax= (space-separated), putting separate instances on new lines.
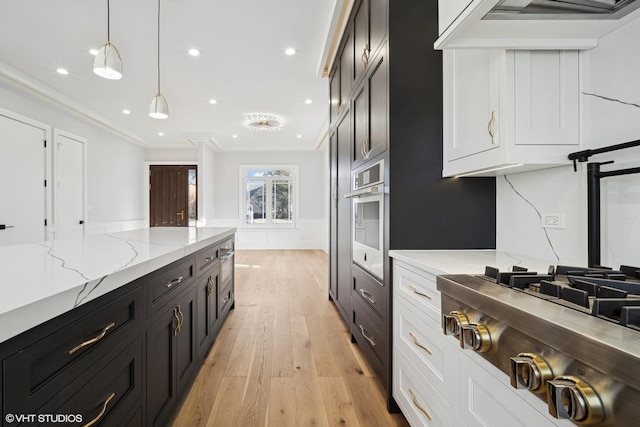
xmin=582 ymin=91 xmax=640 ymax=109
xmin=0 ymin=227 xmax=236 ymax=343
xmin=503 ymin=175 xmax=560 ymax=262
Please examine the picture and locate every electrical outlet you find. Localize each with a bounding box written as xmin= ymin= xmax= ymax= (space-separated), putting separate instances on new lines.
xmin=541 ymin=213 xmax=565 ymax=229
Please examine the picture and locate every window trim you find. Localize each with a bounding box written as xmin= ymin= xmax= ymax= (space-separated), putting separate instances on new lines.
xmin=239 ymin=164 xmax=299 ymax=228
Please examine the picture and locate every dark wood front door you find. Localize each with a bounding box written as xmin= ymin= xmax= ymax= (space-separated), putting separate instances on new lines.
xmin=150 ymin=165 xmax=194 ymax=227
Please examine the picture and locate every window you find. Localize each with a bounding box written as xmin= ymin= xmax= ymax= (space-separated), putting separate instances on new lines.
xmin=241 ymin=166 xmax=297 ymax=227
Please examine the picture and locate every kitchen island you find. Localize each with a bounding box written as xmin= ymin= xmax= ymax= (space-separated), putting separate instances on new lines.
xmin=0 ymin=227 xmax=236 ymax=427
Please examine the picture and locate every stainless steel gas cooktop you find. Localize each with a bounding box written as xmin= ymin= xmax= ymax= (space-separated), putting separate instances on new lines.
xmin=438 ymin=263 xmax=640 ymax=426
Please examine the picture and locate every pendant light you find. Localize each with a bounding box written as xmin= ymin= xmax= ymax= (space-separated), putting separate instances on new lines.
xmin=149 ymin=0 xmax=169 ymax=119
xmin=93 ymin=0 xmax=123 ymax=80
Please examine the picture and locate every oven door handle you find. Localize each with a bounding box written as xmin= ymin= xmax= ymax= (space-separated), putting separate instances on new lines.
xmin=344 ymin=185 xmax=383 ymax=198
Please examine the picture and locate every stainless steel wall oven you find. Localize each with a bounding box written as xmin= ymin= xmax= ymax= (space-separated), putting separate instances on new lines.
xmin=346 ymin=160 xmax=384 ymax=280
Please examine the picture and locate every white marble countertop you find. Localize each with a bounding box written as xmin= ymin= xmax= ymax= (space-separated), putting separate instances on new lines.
xmin=0 ymin=227 xmax=236 ymax=343
xmin=389 ymin=249 xmax=556 ymax=276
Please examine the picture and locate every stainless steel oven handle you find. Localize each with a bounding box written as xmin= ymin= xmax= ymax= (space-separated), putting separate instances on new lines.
xmin=344 ymin=185 xmax=382 ymax=198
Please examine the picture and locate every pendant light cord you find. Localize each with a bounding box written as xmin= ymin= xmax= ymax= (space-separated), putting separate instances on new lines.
xmin=107 ymin=0 xmax=111 ymax=41
xmin=157 ymin=0 xmax=161 ymax=94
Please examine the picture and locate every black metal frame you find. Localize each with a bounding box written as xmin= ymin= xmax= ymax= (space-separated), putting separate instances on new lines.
xmin=570 ymin=139 xmax=640 ymax=267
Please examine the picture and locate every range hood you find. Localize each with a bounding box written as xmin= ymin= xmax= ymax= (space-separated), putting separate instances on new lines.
xmin=486 ymin=0 xmax=640 ymax=19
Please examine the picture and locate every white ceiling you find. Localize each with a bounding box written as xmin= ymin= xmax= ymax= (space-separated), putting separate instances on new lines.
xmin=0 ymin=0 xmax=342 ymax=151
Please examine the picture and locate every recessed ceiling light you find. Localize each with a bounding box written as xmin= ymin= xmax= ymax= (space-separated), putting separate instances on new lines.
xmin=89 ymin=49 xmax=99 ymax=56
xmin=232 ymin=134 xmax=238 ymax=139
xmin=209 ymin=99 xmax=217 ymax=105
xmin=285 ymin=48 xmax=296 ymax=56
xmin=304 ymin=99 xmax=312 ymax=104
xmin=56 ymin=68 xmax=69 ymax=75
xmin=188 ymin=48 xmax=200 ymax=57
xmin=122 ymin=109 xmax=131 ymax=115
xmin=158 ymin=132 xmax=164 ymax=136
xmin=296 ymin=134 xmax=302 ymax=138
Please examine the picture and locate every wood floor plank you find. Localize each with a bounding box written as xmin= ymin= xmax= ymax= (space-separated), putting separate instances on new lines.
xmin=204 ymin=376 xmax=246 ymax=427
xmin=236 ymin=314 xmax=274 ymax=426
xmin=319 ymin=377 xmax=361 ymax=426
xmin=267 ymin=377 xmax=299 ymax=427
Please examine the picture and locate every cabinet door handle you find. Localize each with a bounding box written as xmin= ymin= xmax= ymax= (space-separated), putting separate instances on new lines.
xmin=409 ymin=285 xmax=432 ymax=300
xmin=177 ymin=305 xmax=185 ymax=332
xmin=362 ymin=138 xmax=370 ymax=159
xmin=409 ymin=332 xmax=433 ymax=355
xmin=408 ymin=388 xmax=432 ymax=421
xmin=361 ymin=45 xmax=370 ymax=68
xmin=207 ymin=276 xmax=214 ymax=295
xmin=359 ymin=288 xmax=376 ymax=304
xmin=336 ymin=100 xmax=342 ymax=115
xmin=67 ymin=322 xmax=116 ymax=355
xmin=166 ymin=276 xmax=184 ymax=288
xmin=173 ymin=306 xmax=181 ymax=336
xmin=204 ymin=256 xmax=214 ymax=263
xmin=358 ymin=324 xmax=376 ymax=347
xmin=223 ymin=295 xmax=230 ymax=304
xmin=83 ymin=392 xmax=116 ymax=427
xmin=488 ymin=111 xmax=496 ymax=145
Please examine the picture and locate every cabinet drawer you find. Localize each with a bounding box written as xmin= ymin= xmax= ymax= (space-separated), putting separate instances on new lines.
xmin=394 ymin=295 xmax=458 ymax=404
xmin=352 ymin=265 xmax=386 ymax=331
xmin=218 ymin=280 xmax=233 ymax=316
xmin=351 ymin=297 xmax=387 ymax=381
xmin=146 ymin=256 xmax=195 ymax=317
xmin=393 ymin=262 xmax=441 ymax=325
xmin=39 ymin=337 xmax=144 ymax=427
xmin=3 ymin=286 xmax=142 ymax=415
xmin=393 ymin=350 xmax=453 ymax=427
xmin=195 ymin=244 xmax=219 ymax=275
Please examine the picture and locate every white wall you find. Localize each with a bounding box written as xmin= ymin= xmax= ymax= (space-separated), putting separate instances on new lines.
xmin=496 ymin=18 xmax=640 ymax=267
xmin=0 ymin=78 xmax=146 ymax=234
xmin=207 ymin=149 xmax=329 ymax=250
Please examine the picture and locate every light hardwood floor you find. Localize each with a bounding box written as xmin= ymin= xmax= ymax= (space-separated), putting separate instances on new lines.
xmin=172 ymin=249 xmax=409 ymax=427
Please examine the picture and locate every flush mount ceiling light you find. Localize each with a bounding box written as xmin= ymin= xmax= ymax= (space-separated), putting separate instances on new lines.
xmin=243 ymin=114 xmax=285 ymax=132
xmin=93 ymin=0 xmax=123 ymax=80
xmin=149 ymin=0 xmax=168 ymax=119
xmin=285 ymin=47 xmax=297 ymax=56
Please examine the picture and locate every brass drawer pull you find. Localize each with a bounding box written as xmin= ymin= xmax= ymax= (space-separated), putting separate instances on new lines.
xmin=358 ymin=324 xmax=376 ymax=347
xmin=409 ymin=285 xmax=432 ymax=300
xmin=488 ymin=111 xmax=496 ymax=145
xmin=408 ymin=388 xmax=432 ymax=421
xmin=409 ymin=332 xmax=432 ymax=355
xmin=361 ymin=45 xmax=370 ymax=68
xmin=359 ymin=288 xmax=376 ymax=304
xmin=68 ymin=322 xmax=116 ymax=355
xmin=83 ymin=392 xmax=116 ymax=427
xmin=166 ymin=276 xmax=184 ymax=288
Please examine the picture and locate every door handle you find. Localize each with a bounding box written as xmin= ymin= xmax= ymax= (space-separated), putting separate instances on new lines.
xmin=177 ymin=210 xmax=185 ymax=220
xmin=0 ymin=224 xmax=14 ymax=230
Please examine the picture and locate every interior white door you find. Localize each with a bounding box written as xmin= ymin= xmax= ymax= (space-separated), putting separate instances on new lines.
xmin=0 ymin=113 xmax=48 ymax=246
xmin=54 ymin=130 xmax=85 ymax=240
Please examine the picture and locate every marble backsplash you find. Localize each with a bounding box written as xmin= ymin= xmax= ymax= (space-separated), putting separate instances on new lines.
xmin=496 ymin=17 xmax=640 ymax=268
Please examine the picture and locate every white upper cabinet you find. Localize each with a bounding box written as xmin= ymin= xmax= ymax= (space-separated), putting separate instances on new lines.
xmin=435 ymin=0 xmax=640 ymax=50
xmin=443 ymin=49 xmax=580 ymax=177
